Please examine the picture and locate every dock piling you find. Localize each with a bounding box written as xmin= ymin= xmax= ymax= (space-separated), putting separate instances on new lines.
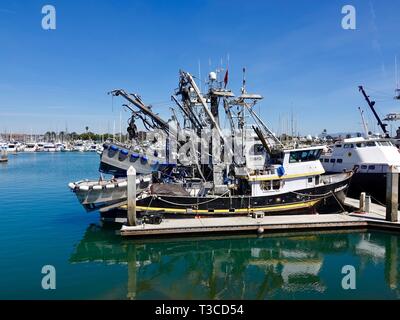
xmin=386 ymin=165 xmax=399 ymax=222
xmin=360 ymin=192 xmax=366 ymax=212
xmin=127 ymin=166 xmax=137 ymax=226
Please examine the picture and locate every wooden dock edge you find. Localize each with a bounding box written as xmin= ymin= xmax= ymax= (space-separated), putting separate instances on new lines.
xmin=120 ymin=220 xmax=370 ymax=237
xmin=119 ymin=197 xmax=400 ymax=238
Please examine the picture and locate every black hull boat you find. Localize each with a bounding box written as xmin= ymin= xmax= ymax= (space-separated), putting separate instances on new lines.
xmin=133 ymin=172 xmax=352 ymax=216
xmin=71 ymin=70 xmax=355 ymax=219
xmin=333 ymin=171 xmax=392 ymax=205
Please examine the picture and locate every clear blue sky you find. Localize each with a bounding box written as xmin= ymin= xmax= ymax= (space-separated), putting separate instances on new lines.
xmin=1 ymin=0 xmax=400 ymax=136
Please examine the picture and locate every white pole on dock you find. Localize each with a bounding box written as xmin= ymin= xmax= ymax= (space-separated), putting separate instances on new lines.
xmin=359 ymin=192 xmax=366 ymax=213
xmin=386 ymin=165 xmax=399 ymax=222
xmin=127 ymin=166 xmax=137 ymax=226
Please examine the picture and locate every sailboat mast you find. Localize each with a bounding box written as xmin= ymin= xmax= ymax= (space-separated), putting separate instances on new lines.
xmin=396 ymin=56 xmax=398 ymax=89
xmin=358 ymin=107 xmax=369 ymax=138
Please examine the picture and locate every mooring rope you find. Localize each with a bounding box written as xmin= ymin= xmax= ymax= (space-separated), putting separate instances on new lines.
xmin=154 ymin=190 xmax=231 ymax=207
xmin=289 ymin=190 xmax=333 ymax=198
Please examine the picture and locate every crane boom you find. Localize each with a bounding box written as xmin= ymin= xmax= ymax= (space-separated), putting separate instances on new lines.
xmin=109 ymin=89 xmax=177 ymax=137
xmin=358 ymin=86 xmax=389 ymax=138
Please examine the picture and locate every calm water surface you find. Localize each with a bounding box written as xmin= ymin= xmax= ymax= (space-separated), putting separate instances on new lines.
xmin=0 ymin=152 xmax=400 ymax=299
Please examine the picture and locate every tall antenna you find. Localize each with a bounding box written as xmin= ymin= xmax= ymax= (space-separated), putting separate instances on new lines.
xmin=198 ymin=59 xmax=202 ymax=93
xmin=241 ymin=67 xmax=246 ymax=94
xmin=291 ymin=104 xmax=294 ymax=138
xmin=119 ymin=111 xmax=122 ymax=142
xmin=396 ymin=56 xmax=398 ymax=87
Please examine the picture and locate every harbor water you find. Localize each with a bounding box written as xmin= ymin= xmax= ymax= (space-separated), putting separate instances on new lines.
xmin=1 ymin=153 xmax=400 ymax=299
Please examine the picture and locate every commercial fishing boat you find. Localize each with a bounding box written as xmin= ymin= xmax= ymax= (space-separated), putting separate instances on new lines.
xmin=320 ymin=86 xmax=400 ymax=203
xmin=70 ymin=69 xmax=352 ymax=216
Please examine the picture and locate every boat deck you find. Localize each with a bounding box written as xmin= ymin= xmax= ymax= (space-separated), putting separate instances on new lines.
xmin=119 ymin=197 xmax=400 ymax=237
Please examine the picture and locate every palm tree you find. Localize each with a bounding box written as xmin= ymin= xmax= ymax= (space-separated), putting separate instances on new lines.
xmin=70 ymin=132 xmax=77 ymax=141
xmin=59 ymin=131 xmax=65 ymax=143
xmin=44 ymin=131 xmax=51 ymax=142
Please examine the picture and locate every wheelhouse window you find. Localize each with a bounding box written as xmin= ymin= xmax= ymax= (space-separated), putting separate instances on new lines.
xmin=272 ymin=180 xmax=282 ymax=190
xmin=356 ymin=143 xmax=365 ymax=148
xmin=324 ymin=159 xmax=329 ymax=163
xmin=377 ymin=141 xmax=392 ymax=146
xmin=250 ymin=144 xmax=265 ymax=155
xmin=361 ymin=165 xmax=367 ymax=169
xmin=344 ymin=144 xmax=354 ymax=149
xmin=368 ymin=165 xmax=376 ymax=170
xmin=260 ymin=181 xmax=272 ymax=191
xmin=270 ymin=152 xmax=284 ymax=165
xmin=366 ymin=141 xmax=376 ymax=147
xmin=337 ymin=159 xmax=343 ymax=163
xmin=289 ymin=149 xmax=322 ymax=163
xmin=330 ymin=159 xmax=336 ymax=163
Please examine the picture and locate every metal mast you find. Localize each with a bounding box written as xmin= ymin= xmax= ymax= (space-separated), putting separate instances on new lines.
xmin=358 ymin=107 xmax=369 ymax=138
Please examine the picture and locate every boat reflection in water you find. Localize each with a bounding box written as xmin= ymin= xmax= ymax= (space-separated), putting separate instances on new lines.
xmin=70 ymin=225 xmax=400 ymax=299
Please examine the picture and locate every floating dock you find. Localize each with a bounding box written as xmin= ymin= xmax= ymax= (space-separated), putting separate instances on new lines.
xmin=119 ymin=197 xmax=400 ymax=237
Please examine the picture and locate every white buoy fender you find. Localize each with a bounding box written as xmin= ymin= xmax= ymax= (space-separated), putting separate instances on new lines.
xmin=93 ymin=185 xmax=102 ymax=190
xmin=105 ymin=184 xmax=115 ymax=189
xmin=68 ymin=182 xmax=75 ymax=190
xmin=79 ymin=185 xmax=90 ymax=191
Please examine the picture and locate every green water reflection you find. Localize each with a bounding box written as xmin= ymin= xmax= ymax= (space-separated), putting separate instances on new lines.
xmin=70 ymin=226 xmax=400 ymax=300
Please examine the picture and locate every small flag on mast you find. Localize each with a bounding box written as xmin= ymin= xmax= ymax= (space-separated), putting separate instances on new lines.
xmin=224 ymin=69 xmax=229 ymax=88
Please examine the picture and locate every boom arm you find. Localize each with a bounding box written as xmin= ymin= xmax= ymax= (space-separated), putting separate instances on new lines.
xmin=358 ymin=86 xmax=389 ymax=138
xmin=109 ymin=89 xmax=177 ymax=137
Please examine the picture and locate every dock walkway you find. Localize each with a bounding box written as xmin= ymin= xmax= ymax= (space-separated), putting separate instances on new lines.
xmin=120 ymin=197 xmax=400 ymax=237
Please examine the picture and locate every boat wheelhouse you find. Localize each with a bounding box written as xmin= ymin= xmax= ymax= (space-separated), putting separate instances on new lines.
xmin=321 ymin=137 xmax=400 ymax=174
xmin=245 ymin=146 xmax=325 ymax=197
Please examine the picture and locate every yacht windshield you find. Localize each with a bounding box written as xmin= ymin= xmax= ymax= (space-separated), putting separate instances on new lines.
xmin=289 ymin=149 xmax=322 ymax=163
